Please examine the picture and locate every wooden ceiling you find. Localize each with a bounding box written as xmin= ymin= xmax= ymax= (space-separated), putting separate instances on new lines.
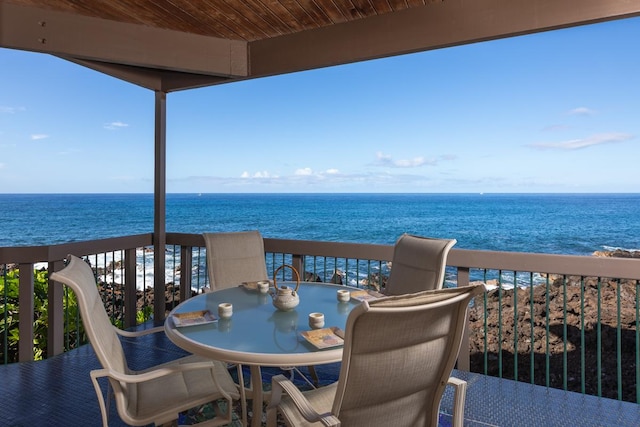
xmin=3 ymin=0 xmax=442 ymax=42
xmin=2 ymin=0 xmax=640 ymax=92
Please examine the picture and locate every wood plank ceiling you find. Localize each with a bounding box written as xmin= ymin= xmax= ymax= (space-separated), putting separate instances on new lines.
xmin=4 ymin=0 xmax=443 ymax=42
xmin=2 ymin=0 xmax=640 ymax=91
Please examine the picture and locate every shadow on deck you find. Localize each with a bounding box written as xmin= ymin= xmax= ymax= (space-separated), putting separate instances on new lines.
xmin=0 ymin=327 xmax=340 ymax=427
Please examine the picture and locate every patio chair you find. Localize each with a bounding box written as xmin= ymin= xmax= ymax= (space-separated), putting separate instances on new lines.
xmin=50 ymin=254 xmax=241 ymax=427
xmin=266 ymin=284 xmax=485 ymax=427
xmin=203 ymin=230 xmax=269 ymax=290
xmin=204 ymin=230 xmax=320 ymax=388
xmin=384 ymin=233 xmax=457 ymax=295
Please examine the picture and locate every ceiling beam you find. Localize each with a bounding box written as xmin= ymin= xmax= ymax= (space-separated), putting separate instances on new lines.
xmin=0 ymin=2 xmax=248 ymax=78
xmin=60 ymin=57 xmax=235 ymax=92
xmin=248 ymin=0 xmax=640 ymax=78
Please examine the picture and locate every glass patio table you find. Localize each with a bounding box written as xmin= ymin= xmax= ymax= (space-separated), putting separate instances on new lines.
xmin=164 ymin=282 xmax=361 ymax=427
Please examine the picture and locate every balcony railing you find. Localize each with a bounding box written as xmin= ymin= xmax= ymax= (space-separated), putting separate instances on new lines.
xmin=1 ymin=233 xmax=639 ymax=403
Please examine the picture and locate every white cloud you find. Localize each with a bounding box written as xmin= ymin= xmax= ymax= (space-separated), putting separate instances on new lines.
xmin=104 ymin=121 xmax=129 ymax=130
xmin=294 ymin=168 xmax=313 ymax=176
xmin=374 ymin=151 xmax=435 ymax=168
xmin=31 ymin=134 xmax=49 ymax=140
xmin=241 ymin=170 xmax=276 ymax=178
xmin=175 ymin=170 xmax=437 ymax=190
xmin=568 ymin=107 xmax=596 ymax=116
xmin=527 ymin=132 xmax=633 ymax=150
xmin=395 ymin=157 xmax=427 ymax=167
xmin=173 ymin=162 xmax=556 ymax=193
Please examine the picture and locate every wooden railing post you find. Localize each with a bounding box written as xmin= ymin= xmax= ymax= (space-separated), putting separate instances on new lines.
xmin=291 ymin=254 xmax=304 ymax=280
xmin=124 ymin=248 xmax=138 ymax=329
xmin=180 ymin=245 xmax=193 ymax=302
xmin=18 ymin=263 xmax=34 ymax=362
xmin=47 ymin=259 xmax=65 ymax=357
xmin=456 ymin=266 xmax=471 ymax=371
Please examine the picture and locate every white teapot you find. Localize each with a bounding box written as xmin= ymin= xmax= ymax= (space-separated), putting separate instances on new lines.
xmin=271 ymin=264 xmax=301 ymax=311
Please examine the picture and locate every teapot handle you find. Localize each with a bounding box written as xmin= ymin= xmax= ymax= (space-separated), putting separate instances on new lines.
xmin=273 ymin=264 xmax=301 ymax=293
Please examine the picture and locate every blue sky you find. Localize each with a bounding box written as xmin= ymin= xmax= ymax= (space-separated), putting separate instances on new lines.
xmin=1 ymin=17 xmax=639 ymax=193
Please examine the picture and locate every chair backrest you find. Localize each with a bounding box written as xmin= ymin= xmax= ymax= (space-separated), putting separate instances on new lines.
xmin=384 ymin=234 xmax=457 ymax=295
xmin=50 ymin=255 xmax=129 ymax=375
xmin=203 ymin=230 xmax=269 ymax=290
xmin=332 ymin=285 xmax=484 ymax=426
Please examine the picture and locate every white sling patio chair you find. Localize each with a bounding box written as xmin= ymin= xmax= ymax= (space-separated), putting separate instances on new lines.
xmin=266 ymin=284 xmax=486 ymax=427
xmin=204 ymin=230 xmax=319 ymax=388
xmin=384 ymin=233 xmax=457 ymax=295
xmin=50 ymin=254 xmax=241 ymax=427
xmin=203 ymin=230 xmax=270 ymax=291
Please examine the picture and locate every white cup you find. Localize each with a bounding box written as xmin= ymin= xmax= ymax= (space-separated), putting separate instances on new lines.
xmin=337 ymin=289 xmax=350 ymax=302
xmin=257 ymin=280 xmax=270 ymax=294
xmin=218 ymin=302 xmax=233 ymax=319
xmin=308 ymin=312 xmax=325 ymax=329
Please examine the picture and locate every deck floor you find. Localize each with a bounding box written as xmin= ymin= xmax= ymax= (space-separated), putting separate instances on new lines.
xmin=4 ymin=330 xmax=639 ymax=427
xmin=0 ymin=328 xmax=339 ymax=426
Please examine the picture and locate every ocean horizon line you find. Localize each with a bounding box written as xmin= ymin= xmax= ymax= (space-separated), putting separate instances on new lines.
xmin=2 ymin=192 xmax=640 ymax=196
xmin=2 ymin=193 xmax=638 ymax=255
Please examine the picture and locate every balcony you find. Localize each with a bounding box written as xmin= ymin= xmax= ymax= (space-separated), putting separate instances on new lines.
xmin=1 ymin=234 xmax=639 ymax=425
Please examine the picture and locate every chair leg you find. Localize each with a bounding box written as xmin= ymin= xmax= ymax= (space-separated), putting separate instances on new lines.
xmin=447 ymin=377 xmax=467 ymax=427
xmin=236 ymin=364 xmax=248 ymax=427
xmin=266 ymin=404 xmax=278 ymax=427
xmin=307 ymin=365 xmax=319 ymax=387
xmin=106 ymin=381 xmax=112 ymax=418
xmin=90 ymin=373 xmax=111 ymax=427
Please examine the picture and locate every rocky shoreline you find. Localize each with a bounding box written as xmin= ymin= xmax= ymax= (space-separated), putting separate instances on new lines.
xmin=467 ymin=249 xmax=639 ymax=403
xmin=468 ymin=275 xmax=637 ymax=402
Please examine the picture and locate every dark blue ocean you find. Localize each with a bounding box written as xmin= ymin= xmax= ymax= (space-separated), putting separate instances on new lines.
xmin=1 ymin=193 xmax=639 ymax=255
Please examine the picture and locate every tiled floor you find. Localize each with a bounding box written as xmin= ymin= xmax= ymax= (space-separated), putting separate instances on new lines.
xmin=0 ymin=329 xmax=340 ymax=427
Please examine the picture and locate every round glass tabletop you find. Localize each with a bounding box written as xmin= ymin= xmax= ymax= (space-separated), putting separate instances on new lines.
xmin=165 ymin=282 xmax=361 ymax=367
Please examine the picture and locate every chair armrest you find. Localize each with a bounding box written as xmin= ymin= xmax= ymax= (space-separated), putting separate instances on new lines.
xmin=113 ymin=325 xmax=165 ymax=338
xmin=447 ymin=376 xmax=467 ymax=427
xmin=93 ymin=360 xmax=227 ymax=384
xmin=90 ymin=360 xmax=238 ymax=426
xmin=267 ymin=374 xmax=340 ymax=427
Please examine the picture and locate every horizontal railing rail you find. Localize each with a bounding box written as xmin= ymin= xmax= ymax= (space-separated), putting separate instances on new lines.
xmin=2 ymin=233 xmax=639 ymax=403
xmin=1 ymin=234 xmax=154 ymax=363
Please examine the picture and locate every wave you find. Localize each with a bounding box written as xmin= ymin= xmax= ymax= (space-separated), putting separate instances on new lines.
xmin=601 ymin=245 xmax=640 ymax=253
xmin=35 ymin=250 xmax=187 ymax=292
